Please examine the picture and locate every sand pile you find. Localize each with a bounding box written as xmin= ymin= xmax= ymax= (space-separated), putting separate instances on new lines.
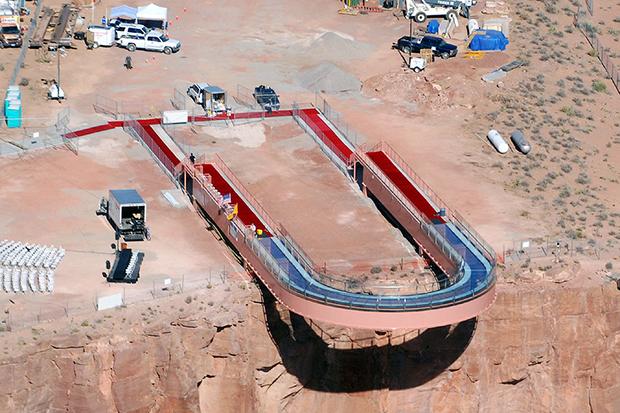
xmin=298 ymin=62 xmax=361 ymax=93
xmin=363 ymin=71 xmax=451 ymax=112
xmin=306 ymin=31 xmax=372 ymax=61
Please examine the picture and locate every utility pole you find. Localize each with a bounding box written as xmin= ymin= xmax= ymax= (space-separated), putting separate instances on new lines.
xmin=57 ymin=46 xmax=60 ymax=88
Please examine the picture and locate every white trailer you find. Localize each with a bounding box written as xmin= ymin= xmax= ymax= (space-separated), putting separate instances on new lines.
xmin=87 ymin=25 xmax=115 ymax=47
xmin=107 ymin=190 xmax=148 ymax=241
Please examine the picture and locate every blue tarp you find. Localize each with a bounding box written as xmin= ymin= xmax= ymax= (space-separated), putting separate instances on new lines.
xmin=426 ymin=20 xmax=440 ymax=34
xmin=468 ymin=30 xmax=509 ymax=51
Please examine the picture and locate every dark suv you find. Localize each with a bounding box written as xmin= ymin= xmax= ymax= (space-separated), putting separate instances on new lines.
xmin=392 ymin=35 xmax=458 ymax=59
xmin=253 ymin=85 xmax=280 ymax=112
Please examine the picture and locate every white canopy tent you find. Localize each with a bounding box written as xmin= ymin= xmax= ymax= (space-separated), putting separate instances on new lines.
xmin=109 ymin=5 xmax=137 ymax=20
xmin=136 ymin=3 xmax=167 ymax=30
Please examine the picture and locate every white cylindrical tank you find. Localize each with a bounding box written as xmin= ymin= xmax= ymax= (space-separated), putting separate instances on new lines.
xmin=510 ymin=130 xmax=531 ymax=154
xmin=487 ymin=129 xmax=509 ymax=154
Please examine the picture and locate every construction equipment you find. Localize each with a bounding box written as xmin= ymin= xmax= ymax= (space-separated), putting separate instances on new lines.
xmin=0 ymin=14 xmax=22 ymax=48
xmin=29 ymin=4 xmax=79 ymax=50
xmin=30 ymin=7 xmax=53 ymax=48
xmin=102 ymin=190 xmax=150 ymax=242
xmin=187 ymin=83 xmax=228 ymax=115
xmin=401 ymin=0 xmax=469 ymax=22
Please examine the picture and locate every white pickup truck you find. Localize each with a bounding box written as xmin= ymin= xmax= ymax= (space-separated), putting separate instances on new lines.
xmin=118 ymin=31 xmax=181 ymax=54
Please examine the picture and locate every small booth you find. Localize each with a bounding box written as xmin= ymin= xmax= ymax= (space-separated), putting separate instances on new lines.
xmin=136 ymin=3 xmax=168 ymax=30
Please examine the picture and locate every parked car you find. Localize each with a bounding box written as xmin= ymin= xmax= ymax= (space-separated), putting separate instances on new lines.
xmin=253 ymin=85 xmax=280 ymax=112
xmin=114 ymin=23 xmax=150 ymax=40
xmin=187 ymin=83 xmax=210 ymax=105
xmin=392 ymin=35 xmax=457 ymax=59
xmin=118 ymin=31 xmax=181 ymax=54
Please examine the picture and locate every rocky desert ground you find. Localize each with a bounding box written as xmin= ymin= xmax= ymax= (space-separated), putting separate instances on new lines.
xmin=1 ymin=0 xmax=619 ymax=412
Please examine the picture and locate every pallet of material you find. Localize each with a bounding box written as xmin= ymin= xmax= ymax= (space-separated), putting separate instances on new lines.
xmin=29 ymin=7 xmax=54 ymax=48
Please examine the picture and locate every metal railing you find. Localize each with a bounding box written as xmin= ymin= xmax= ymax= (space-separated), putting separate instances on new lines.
xmin=115 ymin=106 xmax=495 ymax=310
xmin=369 ymin=141 xmax=497 ymax=265
xmin=316 ymin=94 xmax=363 ymax=148
xmin=170 ymin=87 xmax=187 ymax=110
xmin=293 ymin=104 xmax=352 ymax=164
xmin=123 ymin=115 xmax=176 ymax=176
xmin=206 ymin=154 xmax=460 ymax=296
xmin=211 ymin=155 xmax=281 ymax=234
xmin=354 ymin=149 xmax=465 ymax=280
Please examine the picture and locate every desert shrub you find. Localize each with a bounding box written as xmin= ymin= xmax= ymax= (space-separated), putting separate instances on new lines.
xmin=561 ymin=106 xmax=576 ymax=116
xmin=558 ymin=186 xmax=571 ymax=198
xmin=592 ymin=80 xmax=607 ymax=92
xmin=370 ymin=266 xmax=382 ymax=274
xmin=576 ymin=172 xmax=591 ymax=185
xmin=19 ymin=78 xmax=29 ymax=86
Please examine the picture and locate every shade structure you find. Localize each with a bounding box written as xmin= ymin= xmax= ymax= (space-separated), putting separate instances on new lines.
xmin=136 ymin=3 xmax=167 ymax=29
xmin=109 ymin=5 xmax=137 ymax=20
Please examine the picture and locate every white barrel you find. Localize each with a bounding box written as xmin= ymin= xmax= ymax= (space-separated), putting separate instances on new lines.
xmin=487 ymin=129 xmax=509 ymax=154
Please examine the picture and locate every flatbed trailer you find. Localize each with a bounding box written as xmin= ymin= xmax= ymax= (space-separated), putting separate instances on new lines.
xmin=29 ymin=7 xmax=53 ymax=48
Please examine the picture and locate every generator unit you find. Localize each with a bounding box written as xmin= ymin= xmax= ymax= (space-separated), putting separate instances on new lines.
xmin=105 ymin=189 xmax=149 ymax=241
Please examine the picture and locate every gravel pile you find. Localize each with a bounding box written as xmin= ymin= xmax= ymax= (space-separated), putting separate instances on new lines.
xmin=298 ymin=62 xmax=361 ymax=93
xmin=306 ymin=31 xmax=372 ymax=61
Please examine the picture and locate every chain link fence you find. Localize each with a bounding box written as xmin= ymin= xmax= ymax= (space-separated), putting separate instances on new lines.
xmin=502 ymin=237 xmax=601 ymax=268
xmin=170 ymin=87 xmax=188 ymax=110
xmin=315 ymin=94 xmax=364 ymax=148
xmin=94 ymin=95 xmax=151 ymax=119
xmin=0 ymin=108 xmax=76 ymax=156
xmin=234 ymin=84 xmax=259 ymax=109
xmin=2 ymin=268 xmax=237 ymax=332
xmin=575 ymin=6 xmax=619 ymax=94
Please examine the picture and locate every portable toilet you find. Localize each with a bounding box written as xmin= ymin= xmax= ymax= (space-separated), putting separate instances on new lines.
xmin=6 ymin=101 xmax=22 ymax=128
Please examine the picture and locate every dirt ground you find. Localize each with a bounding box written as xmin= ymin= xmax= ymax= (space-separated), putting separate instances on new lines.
xmin=180 ymin=118 xmax=421 ymax=276
xmin=0 ymin=0 xmax=619 ymax=319
xmin=1 ymin=0 xmax=615 ymax=256
xmin=0 ymin=130 xmax=242 ymax=328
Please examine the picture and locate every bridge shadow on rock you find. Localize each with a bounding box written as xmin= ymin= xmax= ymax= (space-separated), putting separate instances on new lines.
xmin=258 ymin=283 xmax=477 ymax=393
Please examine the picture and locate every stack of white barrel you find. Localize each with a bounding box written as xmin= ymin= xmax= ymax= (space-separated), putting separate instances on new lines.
xmin=0 ymin=240 xmax=65 ymax=293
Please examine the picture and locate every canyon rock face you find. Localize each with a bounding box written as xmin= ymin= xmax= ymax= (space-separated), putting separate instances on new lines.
xmin=1 ymin=280 xmax=619 ymax=413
